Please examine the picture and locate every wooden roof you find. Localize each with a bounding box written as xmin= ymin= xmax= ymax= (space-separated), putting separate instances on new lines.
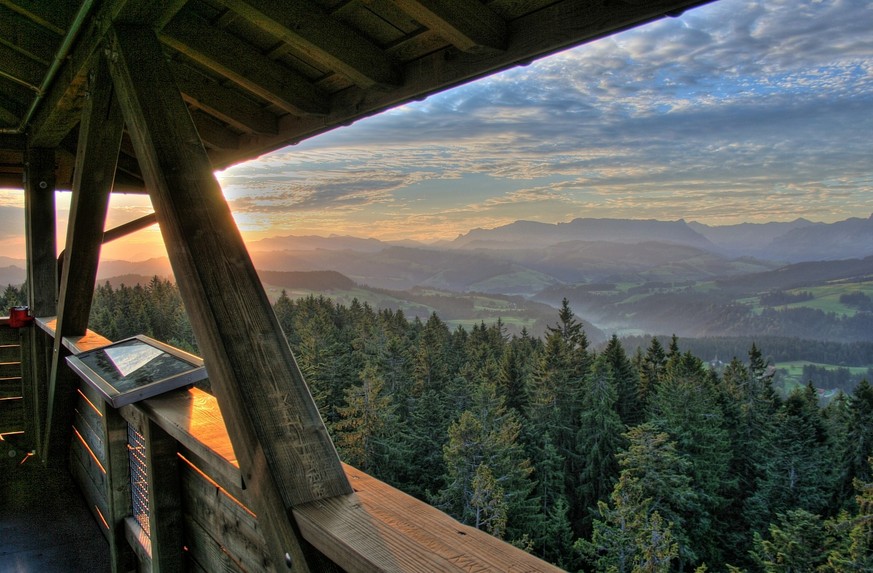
xmin=0 ymin=0 xmax=713 ymax=191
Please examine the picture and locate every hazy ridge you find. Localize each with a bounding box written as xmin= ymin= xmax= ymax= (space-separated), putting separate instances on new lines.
xmin=2 ymin=215 xmax=871 ymax=343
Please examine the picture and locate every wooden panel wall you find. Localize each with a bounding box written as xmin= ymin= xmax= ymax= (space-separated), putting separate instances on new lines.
xmin=0 ymin=323 xmax=23 ymax=435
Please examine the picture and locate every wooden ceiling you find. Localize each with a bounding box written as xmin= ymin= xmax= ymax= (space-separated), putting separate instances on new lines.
xmin=0 ymin=0 xmax=714 ymax=191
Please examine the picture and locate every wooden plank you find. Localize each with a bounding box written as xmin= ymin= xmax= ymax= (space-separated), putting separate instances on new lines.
xmin=43 ymin=55 xmax=124 ymax=463
xmin=0 ymin=42 xmax=45 ymax=90
xmin=105 ymin=406 xmax=136 ymax=571
xmin=294 ymin=464 xmax=565 ymax=573
xmin=74 ymin=401 xmax=106 ymax=464
xmin=0 ymin=362 xmax=21 ymax=380
xmin=70 ymin=427 xmax=109 ymax=508
xmin=183 ymin=515 xmax=250 ymax=573
xmin=190 ymin=109 xmax=241 ymax=150
xmin=0 ymin=378 xmax=22 ymax=399
xmin=171 ymin=60 xmax=278 ymax=135
xmin=144 ymin=418 xmax=185 ymax=572
xmin=0 ymin=326 xmax=18 ymax=344
xmin=22 ymin=150 xmax=57 ymax=331
xmin=124 ymin=517 xmax=154 ymax=572
xmin=393 ymin=0 xmax=507 ymax=53
xmin=0 ymin=343 xmax=21 ymax=363
xmin=160 ymin=10 xmax=329 ymax=116
xmin=180 ymin=462 xmax=275 ymax=572
xmin=70 ymin=444 xmax=112 ymax=544
xmin=0 ymin=396 xmax=23 ymax=433
xmin=0 ymin=361 xmax=20 ymax=379
xmin=216 ymin=0 xmax=400 ymax=89
xmin=134 ymin=387 xmax=242 ymax=490
xmin=107 ymin=24 xmax=348 ymax=573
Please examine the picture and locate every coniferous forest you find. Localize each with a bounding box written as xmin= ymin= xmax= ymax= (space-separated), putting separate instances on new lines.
xmin=5 ymin=278 xmax=872 ymax=571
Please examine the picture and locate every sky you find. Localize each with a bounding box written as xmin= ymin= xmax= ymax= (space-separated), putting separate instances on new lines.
xmin=1 ymin=0 xmax=872 ymax=260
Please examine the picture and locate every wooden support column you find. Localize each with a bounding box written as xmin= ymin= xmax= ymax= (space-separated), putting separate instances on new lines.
xmin=23 ymin=146 xmax=57 ymax=452
xmin=105 ymin=406 xmax=136 ymax=572
xmin=43 ymin=57 xmax=124 ymax=462
xmin=106 ymin=25 xmax=350 ymax=572
xmin=121 ymin=405 xmax=184 ymax=573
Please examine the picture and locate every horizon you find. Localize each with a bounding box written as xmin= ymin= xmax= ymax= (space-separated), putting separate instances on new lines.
xmin=2 ymin=0 xmax=872 ymax=261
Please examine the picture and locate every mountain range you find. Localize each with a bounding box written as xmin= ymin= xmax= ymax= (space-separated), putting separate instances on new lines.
xmin=2 ymin=214 xmax=872 ymax=293
xmin=3 ymin=215 xmax=871 ymax=343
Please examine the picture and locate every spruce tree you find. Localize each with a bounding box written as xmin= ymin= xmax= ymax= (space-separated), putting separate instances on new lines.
xmin=575 ymin=353 xmax=625 ymax=537
xmin=603 ymin=335 xmax=643 ymax=428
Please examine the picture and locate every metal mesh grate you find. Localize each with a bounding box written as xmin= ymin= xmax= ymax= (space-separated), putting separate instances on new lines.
xmin=127 ymin=424 xmax=150 ymax=538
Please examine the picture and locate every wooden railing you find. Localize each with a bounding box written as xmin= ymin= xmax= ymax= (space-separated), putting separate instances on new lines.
xmin=29 ymin=317 xmax=564 ymax=573
xmin=0 ymin=317 xmax=24 ymax=436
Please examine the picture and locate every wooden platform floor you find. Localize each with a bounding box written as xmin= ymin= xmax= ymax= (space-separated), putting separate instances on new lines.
xmin=0 ymin=434 xmax=110 ymax=573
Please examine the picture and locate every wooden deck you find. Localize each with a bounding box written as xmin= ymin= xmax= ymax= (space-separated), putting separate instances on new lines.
xmin=0 ymin=433 xmax=110 ymax=573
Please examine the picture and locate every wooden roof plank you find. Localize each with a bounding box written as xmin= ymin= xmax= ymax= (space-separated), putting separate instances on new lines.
xmin=217 ymin=0 xmax=401 ymax=89
xmin=393 ymin=0 xmax=508 ymax=54
xmin=161 ymin=9 xmax=329 ymax=116
xmin=170 ymin=60 xmax=278 ymax=135
xmin=0 ymin=0 xmax=68 ymax=36
xmin=0 ymin=42 xmax=45 ymax=91
xmin=190 ymin=109 xmax=241 ymax=150
xmin=27 ymin=0 xmax=129 ymax=147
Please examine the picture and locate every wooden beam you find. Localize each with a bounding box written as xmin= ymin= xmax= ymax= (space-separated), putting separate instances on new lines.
xmin=107 ymin=24 xmax=349 ymax=572
xmin=24 ymin=147 xmax=57 ymax=317
xmin=105 ymin=404 xmax=137 ymax=571
xmin=170 ymin=60 xmax=278 ymax=135
xmin=0 ymin=42 xmax=45 ymax=91
xmin=393 ymin=0 xmax=507 ymax=54
xmin=43 ymin=56 xmax=124 ymax=462
xmin=22 ymin=146 xmax=56 ymax=453
xmin=190 ymin=109 xmax=240 ymax=151
xmin=27 ymin=0 xmax=186 ymax=147
xmin=123 ymin=406 xmax=185 ymax=573
xmin=216 ymin=0 xmax=401 ymax=89
xmin=161 ymin=10 xmax=329 ymax=116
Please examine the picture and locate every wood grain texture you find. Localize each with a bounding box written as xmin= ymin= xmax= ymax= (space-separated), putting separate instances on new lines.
xmin=216 ymin=0 xmax=401 ymax=89
xmin=43 ymin=55 xmax=123 ymax=462
xmin=161 ymin=10 xmax=328 ymax=116
xmin=107 ymin=24 xmax=347 ymax=572
xmin=144 ymin=419 xmax=185 ymax=572
xmin=293 ymin=464 xmax=566 ymax=573
xmin=181 ymin=462 xmax=276 ymax=572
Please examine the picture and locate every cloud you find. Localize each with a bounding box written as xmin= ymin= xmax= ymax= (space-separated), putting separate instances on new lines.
xmin=214 ymin=0 xmax=873 ymax=239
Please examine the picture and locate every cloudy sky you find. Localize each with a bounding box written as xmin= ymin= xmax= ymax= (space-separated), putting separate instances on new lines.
xmin=2 ymin=0 xmax=872 ymax=259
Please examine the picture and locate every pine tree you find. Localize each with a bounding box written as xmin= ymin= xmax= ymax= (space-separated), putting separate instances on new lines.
xmin=751 ymin=509 xmax=827 ymax=573
xmin=823 ymin=459 xmax=873 ymax=572
xmin=639 ymin=336 xmax=667 ymax=410
xmin=575 ymin=353 xmax=625 ymax=537
xmin=748 ymin=385 xmax=836 ymax=531
xmin=335 ymin=362 xmax=404 ymax=481
xmin=648 ymin=352 xmax=732 ymax=566
xmin=581 ymin=424 xmax=689 ymax=572
xmin=437 ymin=382 xmax=534 ymax=543
xmin=603 ymin=335 xmax=643 ymax=428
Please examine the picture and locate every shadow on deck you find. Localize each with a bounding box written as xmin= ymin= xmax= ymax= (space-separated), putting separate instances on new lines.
xmin=0 ymin=434 xmax=110 ymax=573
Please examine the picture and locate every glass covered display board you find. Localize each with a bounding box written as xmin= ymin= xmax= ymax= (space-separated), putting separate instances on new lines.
xmin=66 ymin=335 xmax=208 ymax=407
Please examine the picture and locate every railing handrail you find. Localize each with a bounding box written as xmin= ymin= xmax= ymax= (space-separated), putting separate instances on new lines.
xmin=30 ymin=316 xmax=566 ymax=572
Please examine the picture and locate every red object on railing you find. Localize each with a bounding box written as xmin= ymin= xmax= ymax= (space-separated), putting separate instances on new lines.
xmin=9 ymin=306 xmax=34 ymax=328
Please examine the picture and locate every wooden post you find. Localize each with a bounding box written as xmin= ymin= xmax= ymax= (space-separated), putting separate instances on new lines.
xmin=43 ymin=57 xmax=124 ymax=463
xmin=121 ymin=405 xmax=184 ymax=573
xmin=105 ymin=406 xmax=136 ymax=572
xmin=106 ymin=25 xmax=350 ymax=572
xmin=23 ymin=146 xmax=57 ymax=452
